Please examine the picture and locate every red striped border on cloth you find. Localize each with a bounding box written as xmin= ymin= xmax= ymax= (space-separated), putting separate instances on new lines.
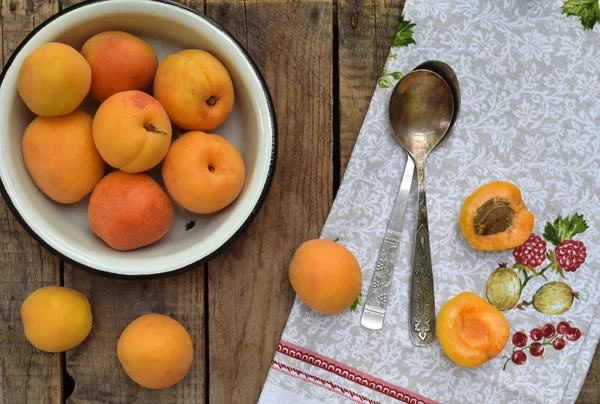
xmin=275 ymin=340 xmax=438 ymax=404
xmin=272 ymin=360 xmax=382 ymax=404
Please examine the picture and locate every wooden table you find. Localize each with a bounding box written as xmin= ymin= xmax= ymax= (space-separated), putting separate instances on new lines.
xmin=1 ymin=0 xmax=599 ymax=402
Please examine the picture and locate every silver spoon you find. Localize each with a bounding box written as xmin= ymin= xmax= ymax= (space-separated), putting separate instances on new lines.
xmin=361 ymin=62 xmax=460 ymax=333
xmin=392 ymin=70 xmax=453 ymax=346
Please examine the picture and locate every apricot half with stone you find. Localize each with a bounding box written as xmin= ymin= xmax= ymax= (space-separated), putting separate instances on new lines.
xmin=437 ymin=292 xmax=510 ymax=367
xmin=460 ymin=181 xmax=534 ymax=250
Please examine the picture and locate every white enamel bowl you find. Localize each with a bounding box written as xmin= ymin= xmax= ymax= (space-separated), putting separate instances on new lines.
xmin=0 ymin=0 xmax=277 ymax=277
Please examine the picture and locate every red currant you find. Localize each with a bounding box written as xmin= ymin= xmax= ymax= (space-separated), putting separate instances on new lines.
xmin=511 ymin=350 xmax=527 ymax=365
xmin=512 ymin=331 xmax=528 ymax=348
xmin=530 ymin=328 xmax=543 ymax=341
xmin=557 ymin=321 xmax=571 ymax=335
xmin=542 ymin=324 xmax=556 ymax=338
xmin=530 ymin=342 xmax=544 ymax=357
xmin=552 ymin=337 xmax=566 ymax=350
xmin=567 ymin=328 xmax=582 ymax=341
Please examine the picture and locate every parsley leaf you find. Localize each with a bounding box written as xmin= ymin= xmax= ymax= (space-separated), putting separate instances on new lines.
xmin=378 ymin=77 xmax=393 ymax=88
xmin=393 ymin=16 xmax=416 ymax=48
xmin=350 ymin=292 xmax=363 ymax=312
xmin=562 ymin=0 xmax=600 ymax=30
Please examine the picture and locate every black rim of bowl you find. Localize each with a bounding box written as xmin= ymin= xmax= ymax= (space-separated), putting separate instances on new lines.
xmin=0 ymin=0 xmax=278 ymax=279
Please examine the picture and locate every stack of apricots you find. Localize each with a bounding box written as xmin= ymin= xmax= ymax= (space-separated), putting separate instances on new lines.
xmin=16 ymin=31 xmax=247 ymax=389
xmin=18 ymin=31 xmax=245 ymax=251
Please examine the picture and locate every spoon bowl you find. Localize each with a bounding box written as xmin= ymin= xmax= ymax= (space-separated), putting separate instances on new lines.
xmin=413 ymin=60 xmax=461 ymax=146
xmin=389 ymin=70 xmax=454 ymax=160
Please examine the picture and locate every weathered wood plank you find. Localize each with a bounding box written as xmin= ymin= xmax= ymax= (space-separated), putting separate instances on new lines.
xmin=61 ymin=0 xmax=207 ymax=402
xmin=64 ymin=266 xmax=206 ymax=404
xmin=0 ymin=0 xmax=62 ymax=403
xmin=578 ymin=346 xmax=600 ymax=404
xmin=337 ymin=0 xmax=402 ymax=177
xmin=205 ymin=0 xmax=334 ymax=402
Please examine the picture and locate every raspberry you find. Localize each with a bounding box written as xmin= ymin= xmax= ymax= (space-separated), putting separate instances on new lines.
xmin=513 ymin=234 xmax=547 ymax=268
xmin=555 ymin=240 xmax=587 ymax=272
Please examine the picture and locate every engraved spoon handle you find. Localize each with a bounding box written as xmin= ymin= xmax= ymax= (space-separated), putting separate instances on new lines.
xmin=409 ymin=159 xmax=435 ymax=346
xmin=360 ymin=157 xmax=414 ymax=330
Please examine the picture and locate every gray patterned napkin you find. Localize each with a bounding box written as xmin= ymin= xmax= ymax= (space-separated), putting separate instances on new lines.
xmin=260 ymin=1 xmax=600 ymax=403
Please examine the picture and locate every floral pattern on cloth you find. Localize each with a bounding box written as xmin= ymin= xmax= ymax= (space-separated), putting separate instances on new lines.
xmin=259 ymin=1 xmax=600 ymax=403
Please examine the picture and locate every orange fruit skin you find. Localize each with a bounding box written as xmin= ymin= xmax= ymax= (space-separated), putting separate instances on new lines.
xmin=460 ymin=181 xmax=534 ymax=251
xmin=17 ymin=42 xmax=91 ymax=116
xmin=82 ymin=31 xmax=158 ymax=102
xmin=21 ymin=286 xmax=93 ymax=352
xmin=153 ymin=49 xmax=234 ymax=131
xmin=437 ymin=292 xmax=510 ymax=367
xmin=88 ymin=171 xmax=174 ymax=251
xmin=92 ymin=90 xmax=172 ymax=173
xmin=117 ymin=314 xmax=193 ymax=389
xmin=22 ymin=110 xmax=105 ymax=204
xmin=288 ymin=239 xmax=362 ymax=315
xmin=161 ymin=131 xmax=245 ymax=214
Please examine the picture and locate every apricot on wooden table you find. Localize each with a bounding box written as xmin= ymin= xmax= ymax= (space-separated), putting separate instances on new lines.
xmin=154 ymin=49 xmax=234 ymax=131
xmin=93 ymin=90 xmax=172 ymax=173
xmin=289 ymin=239 xmax=362 ymax=314
xmin=82 ymin=31 xmax=158 ymax=102
xmin=88 ymin=171 xmax=173 ymax=251
xmin=460 ymin=181 xmax=534 ymax=250
xmin=437 ymin=292 xmax=510 ymax=367
xmin=21 ymin=286 xmax=93 ymax=352
xmin=117 ymin=314 xmax=193 ymax=389
xmin=18 ymin=42 xmax=91 ymax=116
xmin=161 ymin=131 xmax=245 ymax=214
xmin=22 ymin=110 xmax=105 ymax=204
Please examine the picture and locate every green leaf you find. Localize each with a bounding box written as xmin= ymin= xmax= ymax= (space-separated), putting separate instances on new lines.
xmin=393 ymin=16 xmax=417 ymax=48
xmin=564 ymin=213 xmax=589 ymax=238
xmin=562 ymin=0 xmax=600 ymax=30
xmin=350 ymin=292 xmax=363 ymax=312
xmin=543 ymin=219 xmax=561 ymax=246
xmin=557 ymin=213 xmax=588 ymax=241
xmin=382 ymin=69 xmax=392 ymax=76
xmin=391 ymin=71 xmax=403 ymax=80
xmin=543 ymin=213 xmax=588 ymax=245
xmin=386 ymin=53 xmax=397 ymax=63
xmin=378 ymin=77 xmax=393 ymax=88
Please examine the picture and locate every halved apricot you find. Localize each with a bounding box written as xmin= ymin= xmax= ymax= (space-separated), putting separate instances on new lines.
xmin=460 ymin=181 xmax=534 ymax=250
xmin=437 ymin=292 xmax=510 ymax=367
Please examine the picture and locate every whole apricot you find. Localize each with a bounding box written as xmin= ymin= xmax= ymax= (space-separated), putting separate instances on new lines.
xmin=154 ymin=49 xmax=234 ymax=131
xmin=161 ymin=131 xmax=245 ymax=214
xmin=88 ymin=171 xmax=174 ymax=251
xmin=93 ymin=90 xmax=172 ymax=173
xmin=22 ymin=110 xmax=105 ymax=204
xmin=437 ymin=292 xmax=510 ymax=367
xmin=82 ymin=31 xmax=159 ymax=102
xmin=289 ymin=239 xmax=362 ymax=314
xmin=17 ymin=42 xmax=91 ymax=116
xmin=117 ymin=314 xmax=193 ymax=389
xmin=21 ymin=286 xmax=93 ymax=352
